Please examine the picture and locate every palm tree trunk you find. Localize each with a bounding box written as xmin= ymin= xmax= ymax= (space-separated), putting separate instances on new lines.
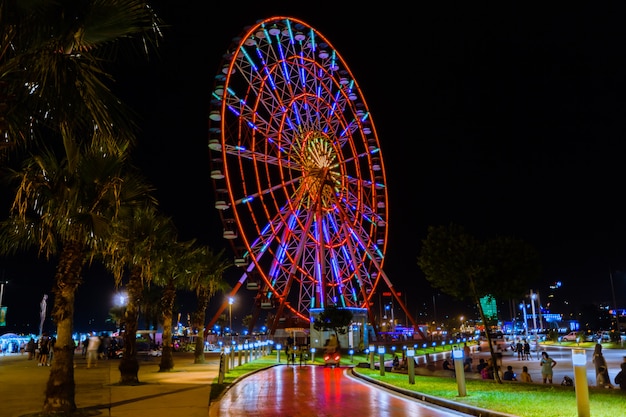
xmin=42 ymin=244 xmax=85 ymax=414
xmin=119 ymin=268 xmax=143 ymax=384
xmin=159 ymin=281 xmax=176 ymax=371
xmin=193 ymin=288 xmax=210 ymax=364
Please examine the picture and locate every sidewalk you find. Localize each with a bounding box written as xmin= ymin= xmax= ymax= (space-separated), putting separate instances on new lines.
xmin=0 ymin=351 xmax=219 ymax=417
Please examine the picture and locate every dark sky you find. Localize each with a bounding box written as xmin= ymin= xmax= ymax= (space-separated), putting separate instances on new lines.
xmin=3 ymin=2 xmax=626 ymax=333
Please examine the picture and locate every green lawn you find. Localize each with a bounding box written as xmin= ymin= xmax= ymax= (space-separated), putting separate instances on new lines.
xmin=210 ymin=342 xmax=625 ymax=417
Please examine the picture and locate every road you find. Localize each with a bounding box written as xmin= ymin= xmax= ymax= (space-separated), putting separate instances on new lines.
xmin=212 ymin=364 xmax=473 ymax=417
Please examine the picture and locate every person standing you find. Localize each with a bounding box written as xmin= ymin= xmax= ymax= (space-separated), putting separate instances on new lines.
xmin=592 ymin=343 xmax=613 ymax=388
xmin=25 ymin=337 xmax=36 ymax=360
xmin=47 ymin=335 xmax=56 ymax=366
xmin=540 ymin=351 xmax=557 ymax=383
xmin=86 ymin=332 xmax=101 ymax=368
xmin=523 ymin=341 xmax=531 ymax=360
xmin=515 ymin=340 xmax=523 ymax=360
xmin=37 ymin=332 xmax=50 ymax=367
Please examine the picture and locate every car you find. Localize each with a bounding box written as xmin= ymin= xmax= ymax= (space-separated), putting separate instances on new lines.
xmin=323 ymin=349 xmax=340 ymax=367
xmin=561 ymin=332 xmax=579 ymax=342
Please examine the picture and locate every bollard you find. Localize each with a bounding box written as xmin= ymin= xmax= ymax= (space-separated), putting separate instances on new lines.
xmin=378 ymin=346 xmax=386 ymax=376
xmin=223 ymin=347 xmax=230 ymax=374
xmin=407 ymin=348 xmax=415 ymax=385
xmin=369 ymin=345 xmax=375 ymax=370
xmin=452 ymin=347 xmax=466 ymax=397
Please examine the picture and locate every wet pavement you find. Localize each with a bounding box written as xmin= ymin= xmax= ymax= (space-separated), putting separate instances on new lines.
xmin=210 ymin=364 xmax=475 ymax=417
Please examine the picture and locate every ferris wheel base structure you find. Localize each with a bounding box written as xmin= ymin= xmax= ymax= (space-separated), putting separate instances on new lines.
xmin=204 ymin=16 xmax=427 ymax=343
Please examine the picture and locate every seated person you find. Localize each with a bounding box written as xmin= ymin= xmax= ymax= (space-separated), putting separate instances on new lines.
xmin=392 ymin=355 xmax=400 ymax=369
xmin=476 ymin=358 xmax=487 ymax=373
xmin=503 ymin=365 xmax=517 ymax=381
xmin=442 ymin=359 xmax=453 ymax=371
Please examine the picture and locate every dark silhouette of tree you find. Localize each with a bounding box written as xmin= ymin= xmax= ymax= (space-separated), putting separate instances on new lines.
xmin=417 ymin=223 xmax=541 ymax=383
xmin=313 ymin=306 xmax=354 ymax=349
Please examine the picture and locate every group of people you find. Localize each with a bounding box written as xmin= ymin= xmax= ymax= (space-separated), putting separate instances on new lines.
xmin=447 ymin=342 xmax=626 ymax=390
xmin=23 ymin=332 xmax=55 ymax=367
xmin=513 ymin=339 xmax=532 ymax=361
xmin=592 ymin=342 xmax=626 ymax=390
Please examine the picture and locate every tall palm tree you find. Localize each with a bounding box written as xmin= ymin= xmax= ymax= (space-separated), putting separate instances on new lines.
xmin=151 ymin=237 xmax=198 ymax=372
xmin=185 ymin=245 xmax=232 ymax=364
xmin=103 ymin=204 xmax=176 ymax=384
xmin=0 ymin=140 xmax=155 ymax=413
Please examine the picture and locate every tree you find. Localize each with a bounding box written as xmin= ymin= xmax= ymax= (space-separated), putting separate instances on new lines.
xmin=313 ymin=306 xmax=354 ymax=349
xmin=0 ymin=141 xmax=154 ymax=410
xmin=417 ymin=223 xmax=541 ymax=383
xmin=0 ymin=2 xmax=163 ymax=413
xmin=103 ymin=204 xmax=172 ymax=384
xmin=0 ymin=0 xmax=163 ymax=154
xmin=152 ymin=236 xmax=197 ymax=372
xmin=185 ymin=245 xmax=231 ymax=364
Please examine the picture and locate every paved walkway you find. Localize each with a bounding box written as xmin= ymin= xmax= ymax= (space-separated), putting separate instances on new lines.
xmin=1 ymin=351 xmax=219 ymax=417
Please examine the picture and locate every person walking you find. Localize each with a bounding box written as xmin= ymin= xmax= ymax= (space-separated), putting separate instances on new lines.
xmin=540 ymin=351 xmax=557 ymax=383
xmin=86 ymin=332 xmax=101 ymax=369
xmin=520 ymin=365 xmax=532 ymax=383
xmin=592 ymin=343 xmax=613 ymax=388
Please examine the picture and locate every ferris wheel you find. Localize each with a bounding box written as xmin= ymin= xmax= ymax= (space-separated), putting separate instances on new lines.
xmin=207 ymin=16 xmax=418 ymax=337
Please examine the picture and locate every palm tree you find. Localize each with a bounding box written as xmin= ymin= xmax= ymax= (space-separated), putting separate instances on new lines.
xmin=151 ymin=237 xmax=198 ymax=372
xmin=140 ymin=285 xmax=162 ymax=338
xmin=0 ymin=140 xmax=155 ymax=413
xmin=185 ymin=245 xmax=232 ymax=364
xmin=0 ymin=2 xmax=163 ymax=413
xmin=0 ymin=0 xmax=163 ymax=154
xmin=103 ymin=204 xmax=171 ymax=384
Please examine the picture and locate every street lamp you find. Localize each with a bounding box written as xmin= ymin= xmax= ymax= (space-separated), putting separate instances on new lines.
xmin=114 ymin=292 xmax=127 ymax=333
xmin=228 ymin=297 xmax=234 ymax=341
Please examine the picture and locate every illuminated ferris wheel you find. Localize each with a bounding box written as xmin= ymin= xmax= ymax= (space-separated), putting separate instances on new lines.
xmin=207 ymin=16 xmax=418 ymax=336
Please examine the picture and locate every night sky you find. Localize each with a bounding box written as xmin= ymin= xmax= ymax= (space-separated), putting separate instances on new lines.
xmin=3 ymin=2 xmax=626 ymax=334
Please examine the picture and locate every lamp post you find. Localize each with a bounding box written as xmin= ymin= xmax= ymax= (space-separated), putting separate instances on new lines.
xmin=115 ymin=292 xmax=127 ymax=333
xmin=228 ymin=297 xmax=234 ymax=342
